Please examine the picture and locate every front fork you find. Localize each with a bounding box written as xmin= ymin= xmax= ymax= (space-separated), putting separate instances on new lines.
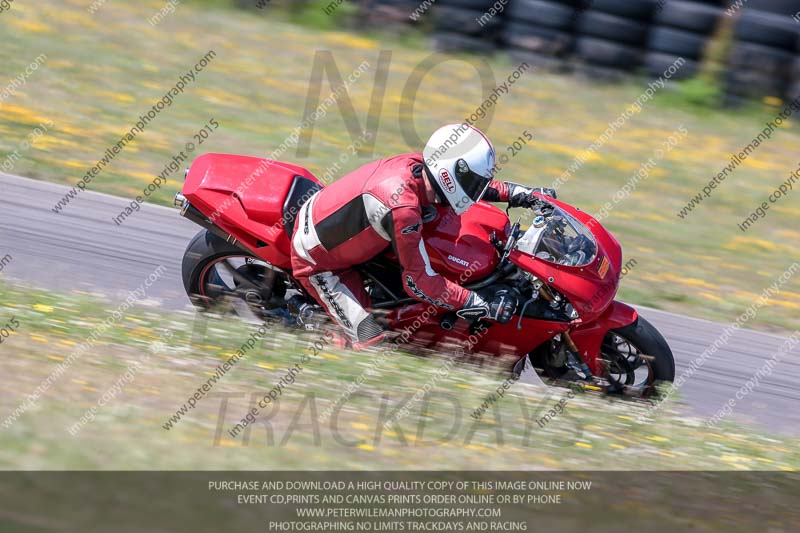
xmin=568 ymin=300 xmax=639 ymax=376
xmin=562 ymin=330 xmax=594 ymax=379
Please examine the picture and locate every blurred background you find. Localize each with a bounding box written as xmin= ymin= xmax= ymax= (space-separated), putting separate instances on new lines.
xmin=268 ymin=0 xmax=800 ymax=104
xmin=1 ymin=0 xmax=799 ymax=472
xmin=2 ymin=0 xmax=800 ymax=330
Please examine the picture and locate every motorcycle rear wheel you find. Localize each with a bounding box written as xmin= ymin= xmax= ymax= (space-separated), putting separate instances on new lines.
xmin=181 ymin=230 xmax=285 ymax=314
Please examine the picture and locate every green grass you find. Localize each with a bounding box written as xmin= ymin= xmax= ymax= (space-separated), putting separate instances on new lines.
xmin=1 ymin=0 xmax=799 ymax=335
xmin=1 ymin=281 xmax=798 ymax=470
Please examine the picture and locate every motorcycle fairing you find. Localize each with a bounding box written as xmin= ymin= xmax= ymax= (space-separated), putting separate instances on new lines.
xmin=183 ymin=153 xmax=322 ymax=268
xmin=570 ymin=301 xmax=639 ymax=375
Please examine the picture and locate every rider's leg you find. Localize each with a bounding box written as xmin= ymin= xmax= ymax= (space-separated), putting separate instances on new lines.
xmin=296 ymin=269 xmax=385 ymax=348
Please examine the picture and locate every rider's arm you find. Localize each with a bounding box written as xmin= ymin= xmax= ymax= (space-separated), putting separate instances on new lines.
xmin=483 ymin=181 xmax=556 ymax=206
xmin=482 ymin=180 xmax=510 ymax=202
xmin=385 ymin=206 xmax=470 ymax=310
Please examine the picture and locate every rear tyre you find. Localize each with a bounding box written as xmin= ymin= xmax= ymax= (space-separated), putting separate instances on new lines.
xmin=181 ymin=230 xmax=285 ymax=314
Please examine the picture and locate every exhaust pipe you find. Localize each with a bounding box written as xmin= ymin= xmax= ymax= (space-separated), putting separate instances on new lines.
xmin=177 ymin=197 xmax=248 ymax=252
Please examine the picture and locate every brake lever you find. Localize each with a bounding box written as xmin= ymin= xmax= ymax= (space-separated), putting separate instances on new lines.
xmin=516 ymin=296 xmax=537 ymax=330
xmin=500 ymin=217 xmax=521 ymax=264
xmin=533 ymin=198 xmax=555 ymax=217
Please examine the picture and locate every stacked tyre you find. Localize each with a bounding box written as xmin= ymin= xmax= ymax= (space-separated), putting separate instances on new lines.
xmin=790 ymin=41 xmax=800 ymax=104
xmin=501 ymin=0 xmax=581 ymax=70
xmin=432 ymin=0 xmax=504 ymax=54
xmin=726 ymin=0 xmax=800 ymax=102
xmin=646 ymin=1 xmax=724 ymax=80
xmin=362 ymin=1 xmax=422 ymax=26
xmin=573 ymin=0 xmax=656 ymax=77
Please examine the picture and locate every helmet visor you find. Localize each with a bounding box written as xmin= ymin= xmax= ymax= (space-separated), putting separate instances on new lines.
xmin=456 ymin=160 xmax=493 ymax=202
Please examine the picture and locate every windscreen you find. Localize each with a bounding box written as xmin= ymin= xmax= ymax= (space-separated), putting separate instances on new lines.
xmin=515 ymin=206 xmax=597 ymax=267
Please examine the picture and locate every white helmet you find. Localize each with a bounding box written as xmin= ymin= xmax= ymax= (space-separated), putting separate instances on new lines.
xmin=422 ymin=123 xmax=496 ymax=215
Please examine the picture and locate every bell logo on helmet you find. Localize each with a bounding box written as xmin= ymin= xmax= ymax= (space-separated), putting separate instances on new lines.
xmin=439 ymin=169 xmax=456 ymax=194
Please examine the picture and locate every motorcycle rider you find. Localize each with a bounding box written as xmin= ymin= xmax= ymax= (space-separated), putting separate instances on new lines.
xmin=290 ymin=123 xmax=555 ymax=349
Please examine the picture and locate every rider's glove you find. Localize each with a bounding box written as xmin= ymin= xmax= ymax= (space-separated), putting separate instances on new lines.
xmin=457 ymin=291 xmax=518 ymax=324
xmin=507 ymin=183 xmax=557 ymax=209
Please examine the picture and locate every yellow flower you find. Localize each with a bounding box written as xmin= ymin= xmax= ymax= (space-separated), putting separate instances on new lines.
xmin=324 ymin=33 xmax=377 ymax=50
xmin=10 ymin=20 xmax=54 ymax=33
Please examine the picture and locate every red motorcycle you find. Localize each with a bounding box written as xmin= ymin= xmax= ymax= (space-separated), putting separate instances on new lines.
xmin=175 ymin=153 xmax=675 ymax=394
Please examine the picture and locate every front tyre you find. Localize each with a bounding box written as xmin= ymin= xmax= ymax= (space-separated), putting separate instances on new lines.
xmin=528 ymin=316 xmax=674 ymax=396
xmin=602 ymin=316 xmax=675 ymax=394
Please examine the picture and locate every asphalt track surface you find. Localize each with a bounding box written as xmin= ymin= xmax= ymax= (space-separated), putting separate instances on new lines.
xmin=1 ymin=172 xmax=798 ymax=435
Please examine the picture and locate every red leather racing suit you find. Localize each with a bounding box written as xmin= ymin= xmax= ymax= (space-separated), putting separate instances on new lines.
xmin=290 ymin=153 xmax=510 ymax=346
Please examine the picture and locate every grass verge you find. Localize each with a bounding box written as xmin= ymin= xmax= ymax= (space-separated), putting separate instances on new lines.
xmin=0 ymin=280 xmax=797 ymax=470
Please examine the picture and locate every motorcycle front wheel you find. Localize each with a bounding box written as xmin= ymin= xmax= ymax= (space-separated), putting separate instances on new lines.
xmin=601 ymin=316 xmax=675 ymax=394
xmin=527 ymin=316 xmax=675 ymax=396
